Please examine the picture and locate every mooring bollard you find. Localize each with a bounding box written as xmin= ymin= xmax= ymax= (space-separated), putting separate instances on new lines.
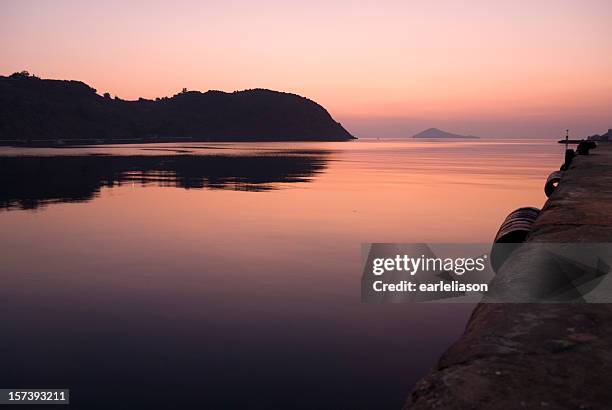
xmin=561 ymin=149 xmax=575 ymax=170
xmin=577 ymin=140 xmax=597 ymax=155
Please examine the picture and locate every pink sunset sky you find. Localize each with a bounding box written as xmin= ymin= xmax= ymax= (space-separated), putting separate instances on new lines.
xmin=1 ymin=0 xmax=610 ymax=138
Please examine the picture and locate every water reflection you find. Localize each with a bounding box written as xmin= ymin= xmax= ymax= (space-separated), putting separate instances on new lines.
xmin=0 ymin=151 xmax=329 ymax=210
xmin=0 ymin=140 xmax=564 ymax=409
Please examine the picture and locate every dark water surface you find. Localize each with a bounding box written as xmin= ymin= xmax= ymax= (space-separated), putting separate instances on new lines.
xmin=0 ymin=139 xmax=563 ymax=409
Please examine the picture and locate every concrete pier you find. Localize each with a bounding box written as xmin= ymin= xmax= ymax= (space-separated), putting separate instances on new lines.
xmin=405 ymin=143 xmax=612 ymax=409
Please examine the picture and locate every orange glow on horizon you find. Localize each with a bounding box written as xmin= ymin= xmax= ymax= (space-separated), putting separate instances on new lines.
xmin=1 ymin=0 xmax=610 ymax=137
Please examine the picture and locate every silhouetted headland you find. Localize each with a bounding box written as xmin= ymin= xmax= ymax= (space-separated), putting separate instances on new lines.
xmin=412 ymin=128 xmax=479 ymax=139
xmin=0 ymin=72 xmax=355 ymax=145
xmin=588 ymin=129 xmax=612 ymax=142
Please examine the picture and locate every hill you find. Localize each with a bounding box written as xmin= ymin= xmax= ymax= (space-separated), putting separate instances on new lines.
xmin=588 ymin=129 xmax=612 ymax=142
xmin=0 ymin=72 xmax=355 ymax=144
xmin=412 ymin=128 xmax=479 ymax=139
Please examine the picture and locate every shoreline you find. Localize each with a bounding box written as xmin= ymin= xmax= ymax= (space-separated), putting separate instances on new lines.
xmin=405 ymin=142 xmax=612 ymax=409
xmin=0 ymin=136 xmax=357 ymax=147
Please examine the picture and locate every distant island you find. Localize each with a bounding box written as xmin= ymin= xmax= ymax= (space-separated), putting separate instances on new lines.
xmin=0 ymin=71 xmax=355 ymax=144
xmin=412 ymin=128 xmax=479 ymax=139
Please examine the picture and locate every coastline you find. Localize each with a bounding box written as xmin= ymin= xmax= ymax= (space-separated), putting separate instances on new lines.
xmin=405 ymin=142 xmax=612 ymax=409
xmin=0 ymin=135 xmax=357 ymax=147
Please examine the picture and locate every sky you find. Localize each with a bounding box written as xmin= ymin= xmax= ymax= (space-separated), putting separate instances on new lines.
xmin=1 ymin=0 xmax=611 ymax=138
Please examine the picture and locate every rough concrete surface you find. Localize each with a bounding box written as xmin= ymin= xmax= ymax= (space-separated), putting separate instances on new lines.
xmin=404 ymin=143 xmax=612 ymax=410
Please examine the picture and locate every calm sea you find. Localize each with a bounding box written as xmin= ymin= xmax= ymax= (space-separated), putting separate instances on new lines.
xmin=0 ymin=138 xmax=564 ymax=409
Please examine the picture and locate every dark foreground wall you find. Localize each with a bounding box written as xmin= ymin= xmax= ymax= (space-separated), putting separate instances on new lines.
xmin=405 ymin=143 xmax=612 ymax=409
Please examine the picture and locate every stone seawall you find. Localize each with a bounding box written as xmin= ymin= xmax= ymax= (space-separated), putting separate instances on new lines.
xmin=404 ymin=143 xmax=612 ymax=410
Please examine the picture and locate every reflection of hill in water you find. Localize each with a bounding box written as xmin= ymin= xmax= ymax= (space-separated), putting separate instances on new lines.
xmin=0 ymin=152 xmax=329 ymax=210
